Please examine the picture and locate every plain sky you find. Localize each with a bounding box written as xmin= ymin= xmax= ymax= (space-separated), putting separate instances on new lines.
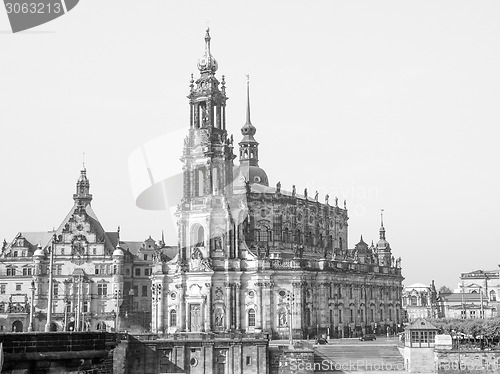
xmin=1 ymin=0 xmax=499 ymax=291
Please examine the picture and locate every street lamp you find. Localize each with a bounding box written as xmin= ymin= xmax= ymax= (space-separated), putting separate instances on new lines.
xmin=286 ymin=291 xmax=294 ymax=349
xmin=114 ymin=289 xmax=122 ymax=332
xmin=28 ymin=280 xmax=35 ymax=332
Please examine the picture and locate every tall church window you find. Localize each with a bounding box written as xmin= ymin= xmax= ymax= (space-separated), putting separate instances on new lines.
xmin=197 ymin=169 xmax=204 ymax=196
xmin=191 ymin=225 xmax=205 ymax=247
xmin=248 ymin=309 xmax=256 ymax=327
xmin=410 ymin=296 xmax=417 ymax=306
xmin=338 ymin=309 xmax=342 ymax=323
xmin=389 ymin=309 xmax=392 ymax=321
xmin=305 ymin=308 xmax=311 ymax=326
xmin=259 ymin=229 xmax=269 ymax=242
xmin=490 ymin=290 xmax=497 ymax=301
xmin=283 ymin=228 xmax=289 ymax=243
xmin=170 ymin=309 xmax=177 ymax=327
xmin=339 ymin=237 xmax=343 ymax=249
xmin=212 ymin=167 xmax=218 ymax=192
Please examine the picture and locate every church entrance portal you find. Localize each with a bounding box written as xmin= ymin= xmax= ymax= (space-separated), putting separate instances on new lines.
xmin=12 ymin=320 xmax=23 ymax=332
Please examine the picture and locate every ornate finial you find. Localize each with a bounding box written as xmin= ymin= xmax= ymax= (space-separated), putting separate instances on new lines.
xmin=82 ymin=152 xmax=86 ymax=170
xmin=189 ymin=73 xmax=194 ymax=91
xmin=198 ymin=28 xmax=218 ymax=73
xmin=335 ymin=197 xmax=338 ymax=207
xmin=343 ymin=200 xmax=347 ymax=209
xmin=292 ymin=185 xmax=296 ymax=197
xmin=380 ymin=209 xmax=384 ymax=227
xmin=246 ymin=75 xmax=251 ymax=125
xmin=304 ymin=188 xmax=308 ymax=199
xmin=314 ymin=191 xmax=319 ymax=202
xmin=325 ymin=194 xmax=329 ymax=205
xmin=361 ymin=235 xmax=363 ymax=241
xmin=276 ymin=181 xmax=281 ymax=193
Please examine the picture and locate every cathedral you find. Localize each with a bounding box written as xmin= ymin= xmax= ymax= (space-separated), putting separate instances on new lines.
xmin=150 ymin=29 xmax=404 ymax=339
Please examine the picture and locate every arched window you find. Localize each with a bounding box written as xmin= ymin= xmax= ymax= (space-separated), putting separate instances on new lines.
xmin=170 ymin=309 xmax=177 ymax=327
xmin=410 ymin=296 xmax=418 ymax=306
xmin=248 ymin=309 xmax=256 ymax=327
xmin=296 ymin=230 xmax=301 ymax=244
xmin=191 ymin=225 xmax=205 ymax=247
xmin=339 ymin=237 xmax=343 ymax=249
xmin=490 ymin=290 xmax=497 ymax=301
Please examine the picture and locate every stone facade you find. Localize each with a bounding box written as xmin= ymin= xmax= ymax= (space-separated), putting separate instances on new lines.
xmin=0 ymin=170 xmax=166 ymax=333
xmin=403 ymin=282 xmax=438 ymax=322
xmin=150 ymin=29 xmax=404 ymax=340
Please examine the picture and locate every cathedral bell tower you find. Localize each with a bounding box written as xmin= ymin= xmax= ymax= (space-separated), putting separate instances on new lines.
xmin=177 ymin=29 xmax=236 ymax=263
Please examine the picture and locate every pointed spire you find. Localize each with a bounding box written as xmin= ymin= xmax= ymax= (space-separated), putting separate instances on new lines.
xmin=204 ymin=27 xmax=211 ymax=54
xmin=240 ymin=76 xmax=256 ymax=137
xmin=246 ymin=74 xmax=251 ymax=126
xmin=379 ymin=209 xmax=386 ymax=239
xmin=161 ymin=230 xmax=165 ymax=245
xmin=82 ymin=152 xmax=86 ymax=171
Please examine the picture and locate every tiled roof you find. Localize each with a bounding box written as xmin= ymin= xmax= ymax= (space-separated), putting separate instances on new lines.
xmin=407 ymin=318 xmax=438 ymax=330
xmin=439 ymin=293 xmax=483 ymax=302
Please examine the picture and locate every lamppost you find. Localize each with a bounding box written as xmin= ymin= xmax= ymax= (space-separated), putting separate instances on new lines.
xmin=44 ymin=235 xmax=55 ymax=332
xmin=28 ymin=280 xmax=35 ymax=332
xmin=286 ymin=291 xmax=294 ymax=349
xmin=114 ymin=289 xmax=122 ymax=332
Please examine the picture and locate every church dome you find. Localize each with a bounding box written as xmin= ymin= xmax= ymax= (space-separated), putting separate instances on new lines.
xmin=377 ymin=238 xmax=391 ymax=250
xmin=113 ymin=242 xmax=124 ymax=257
xmin=248 ymin=166 xmax=269 ymax=186
xmin=241 ymin=121 xmax=256 ymax=137
xmin=197 ymin=29 xmax=218 ymax=73
xmin=34 ymin=244 xmax=44 ymax=257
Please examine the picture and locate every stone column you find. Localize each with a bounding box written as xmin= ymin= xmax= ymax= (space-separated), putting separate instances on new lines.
xmin=178 ymin=285 xmax=186 ymax=332
xmin=225 ymin=282 xmax=231 ymax=331
xmin=292 ymin=282 xmax=302 ymax=336
xmin=256 ymin=282 xmax=263 ymax=330
xmin=235 ymin=283 xmax=241 ymax=330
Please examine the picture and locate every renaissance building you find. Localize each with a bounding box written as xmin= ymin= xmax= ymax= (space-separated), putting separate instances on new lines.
xmin=150 ymin=29 xmax=404 ymax=339
xmin=0 ymin=169 xmax=167 ymax=333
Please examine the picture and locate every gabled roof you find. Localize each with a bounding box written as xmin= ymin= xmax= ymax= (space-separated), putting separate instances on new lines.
xmin=53 ymin=203 xmax=117 ymax=253
xmin=407 ymin=318 xmax=438 ymax=331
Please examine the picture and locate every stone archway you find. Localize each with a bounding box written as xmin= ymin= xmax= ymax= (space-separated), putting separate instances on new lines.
xmin=12 ymin=320 xmax=23 ymax=332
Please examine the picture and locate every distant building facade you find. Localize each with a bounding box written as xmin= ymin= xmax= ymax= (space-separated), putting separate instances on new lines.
xmin=150 ymin=29 xmax=405 ymax=340
xmin=0 ymin=169 xmax=168 ymax=332
xmin=402 ymin=282 xmax=437 ymax=322
xmin=435 ymin=269 xmax=500 ymax=319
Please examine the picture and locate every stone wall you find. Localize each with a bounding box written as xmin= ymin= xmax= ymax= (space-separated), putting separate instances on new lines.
xmin=0 ymin=332 xmax=115 ymax=373
xmin=404 ymin=347 xmax=435 ymax=373
xmin=435 ymin=349 xmax=500 ymax=374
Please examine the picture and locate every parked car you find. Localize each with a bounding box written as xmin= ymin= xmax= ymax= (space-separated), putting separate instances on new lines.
xmin=316 ymin=337 xmax=328 ymax=345
xmin=360 ymin=334 xmax=376 ymax=341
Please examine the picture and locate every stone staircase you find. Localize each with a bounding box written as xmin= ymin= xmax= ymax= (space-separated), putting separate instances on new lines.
xmin=313 ymin=344 xmax=405 ymax=372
